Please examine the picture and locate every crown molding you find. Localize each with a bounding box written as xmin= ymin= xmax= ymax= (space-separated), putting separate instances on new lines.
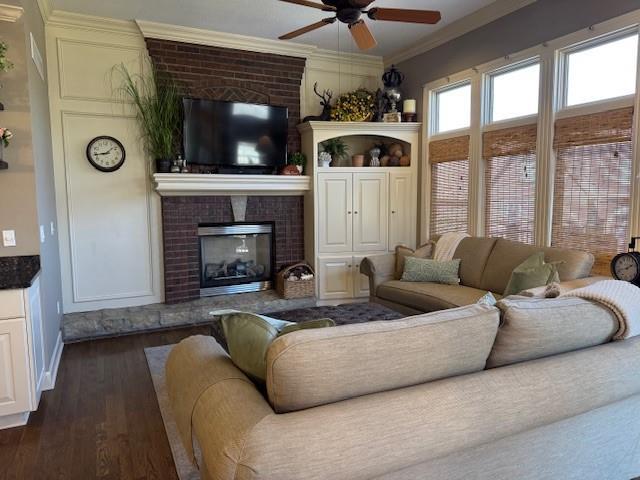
xmin=36 ymin=0 xmax=51 ymax=22
xmin=0 ymin=4 xmax=24 ymax=22
xmin=47 ymin=10 xmax=141 ymax=36
xmin=384 ymin=0 xmax=538 ymax=66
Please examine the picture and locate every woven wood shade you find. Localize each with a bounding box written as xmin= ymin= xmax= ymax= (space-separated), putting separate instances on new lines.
xmin=429 ymin=135 xmax=470 ymax=163
xmin=483 ymin=124 xmax=537 ymax=244
xmin=552 ymin=107 xmax=634 ymax=275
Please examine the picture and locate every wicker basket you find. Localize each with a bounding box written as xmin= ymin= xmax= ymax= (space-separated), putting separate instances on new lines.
xmin=276 ymin=262 xmax=315 ymax=299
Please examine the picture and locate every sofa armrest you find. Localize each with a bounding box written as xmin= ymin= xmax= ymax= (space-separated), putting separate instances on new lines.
xmin=166 ymin=336 xmax=274 ymax=478
xmin=519 ymin=276 xmax=610 ymax=297
xmin=360 ymin=254 xmax=396 ymax=295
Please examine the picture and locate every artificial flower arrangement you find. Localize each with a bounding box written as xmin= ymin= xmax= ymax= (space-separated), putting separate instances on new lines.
xmin=0 ymin=41 xmax=13 ymax=72
xmin=0 ymin=127 xmax=13 ymax=147
xmin=330 ymin=88 xmax=376 ymax=122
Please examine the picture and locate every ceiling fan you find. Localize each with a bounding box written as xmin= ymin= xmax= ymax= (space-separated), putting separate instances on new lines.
xmin=278 ymin=0 xmax=442 ymax=51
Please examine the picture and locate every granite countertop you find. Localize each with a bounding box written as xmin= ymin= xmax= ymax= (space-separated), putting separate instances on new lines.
xmin=0 ymin=255 xmax=41 ymax=290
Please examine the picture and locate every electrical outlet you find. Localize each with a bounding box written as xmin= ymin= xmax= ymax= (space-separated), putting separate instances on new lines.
xmin=50 ymin=221 xmax=55 ymax=236
xmin=2 ymin=230 xmax=16 ymax=247
xmin=56 ymin=301 xmax=60 ymax=315
xmin=40 ymin=225 xmax=46 ymax=243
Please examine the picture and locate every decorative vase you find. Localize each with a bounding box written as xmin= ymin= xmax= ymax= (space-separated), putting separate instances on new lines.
xmin=296 ymin=165 xmax=303 ymax=174
xmin=380 ymin=155 xmax=390 ymax=167
xmin=400 ymin=155 xmax=411 ymax=167
xmin=319 ymin=151 xmax=332 ymax=168
xmin=352 ymin=154 xmax=365 ymax=167
xmin=369 ymin=147 xmax=381 ymax=167
xmin=156 ymin=158 xmax=172 ymax=173
xmin=0 ymin=143 xmax=6 ymax=170
xmin=280 ymin=164 xmax=300 ymax=175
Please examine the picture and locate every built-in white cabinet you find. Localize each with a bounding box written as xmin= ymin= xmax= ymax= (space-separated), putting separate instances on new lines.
xmin=0 ymin=277 xmax=46 ymax=429
xmin=318 ymin=255 xmax=371 ymax=300
xmin=300 ymin=121 xmax=421 ymax=301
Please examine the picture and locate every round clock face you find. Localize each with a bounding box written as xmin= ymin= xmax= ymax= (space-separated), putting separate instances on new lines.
xmin=612 ymin=253 xmax=639 ymax=282
xmin=86 ymin=136 xmax=125 ymax=172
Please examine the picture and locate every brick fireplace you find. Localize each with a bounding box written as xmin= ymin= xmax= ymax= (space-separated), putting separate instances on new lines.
xmin=161 ymin=196 xmax=304 ymax=304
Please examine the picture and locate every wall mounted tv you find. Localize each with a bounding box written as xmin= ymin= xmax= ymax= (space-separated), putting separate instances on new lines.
xmin=183 ymin=98 xmax=288 ymax=174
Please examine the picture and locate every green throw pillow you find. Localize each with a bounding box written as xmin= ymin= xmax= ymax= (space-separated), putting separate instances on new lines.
xmin=221 ymin=313 xmax=335 ymax=383
xmin=503 ymin=252 xmax=561 ymax=297
xmin=401 ymin=256 xmax=461 ymax=285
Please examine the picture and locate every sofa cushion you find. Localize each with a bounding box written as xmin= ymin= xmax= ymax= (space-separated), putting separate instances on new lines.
xmin=266 ymin=304 xmax=500 ymax=413
xmin=503 ymin=252 xmax=560 ymax=296
xmin=395 ymin=242 xmax=434 ymax=280
xmin=480 ymin=239 xmax=594 ymax=294
xmin=452 ymin=237 xmax=498 ymax=289
xmin=487 ymin=296 xmax=618 ymax=368
xmin=401 ymin=257 xmax=461 ymax=285
xmin=377 ymin=280 xmax=493 ymax=312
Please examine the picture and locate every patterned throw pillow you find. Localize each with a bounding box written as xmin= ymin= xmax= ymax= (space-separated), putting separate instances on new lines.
xmin=477 ymin=292 xmax=498 ymax=306
xmin=394 ymin=242 xmax=435 ymax=279
xmin=401 ymin=256 xmax=461 ymax=285
xmin=503 ymin=252 xmax=561 ymax=297
xmin=221 ymin=313 xmax=335 ymax=383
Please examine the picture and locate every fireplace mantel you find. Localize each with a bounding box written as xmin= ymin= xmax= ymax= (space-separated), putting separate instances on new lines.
xmin=153 ymin=173 xmax=311 ymax=196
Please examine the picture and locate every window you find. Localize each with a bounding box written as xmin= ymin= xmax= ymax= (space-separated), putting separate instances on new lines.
xmin=433 ymin=82 xmax=471 ymax=133
xmin=429 ymin=136 xmax=470 ymax=235
xmin=552 ymin=107 xmax=634 ymax=275
xmin=483 ymin=125 xmax=537 ymax=243
xmin=488 ymin=62 xmax=540 ymax=122
xmin=565 ymin=33 xmax=638 ymax=107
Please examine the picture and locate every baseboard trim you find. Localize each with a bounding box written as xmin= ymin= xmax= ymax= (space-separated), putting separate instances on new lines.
xmin=41 ymin=331 xmax=63 ymax=391
xmin=0 ymin=412 xmax=30 ymax=430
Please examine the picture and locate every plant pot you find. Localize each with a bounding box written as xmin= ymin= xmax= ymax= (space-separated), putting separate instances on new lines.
xmin=156 ymin=158 xmax=172 ymax=173
xmin=352 ymin=154 xmax=365 ymax=167
xmin=296 ymin=165 xmax=303 ymax=174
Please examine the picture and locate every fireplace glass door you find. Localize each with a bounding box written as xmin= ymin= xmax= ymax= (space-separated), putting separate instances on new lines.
xmin=198 ymin=223 xmax=274 ymax=296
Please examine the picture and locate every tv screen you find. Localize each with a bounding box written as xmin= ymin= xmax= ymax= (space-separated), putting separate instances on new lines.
xmin=183 ymin=98 xmax=288 ymax=172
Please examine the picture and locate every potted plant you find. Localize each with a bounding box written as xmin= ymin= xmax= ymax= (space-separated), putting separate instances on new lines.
xmin=288 ymin=152 xmax=306 ymax=174
xmin=0 ymin=40 xmax=14 ymax=112
xmin=0 ymin=127 xmax=12 ymax=170
xmin=321 ymin=137 xmax=349 ymax=166
xmin=116 ymin=64 xmax=181 ymax=173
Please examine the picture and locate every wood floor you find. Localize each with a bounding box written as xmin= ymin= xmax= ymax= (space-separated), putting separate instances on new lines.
xmin=0 ymin=326 xmax=210 ymax=480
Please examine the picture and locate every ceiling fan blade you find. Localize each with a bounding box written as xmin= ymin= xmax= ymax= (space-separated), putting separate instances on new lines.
xmin=279 ymin=0 xmax=336 ymax=11
xmin=349 ymin=20 xmax=377 ymax=51
xmin=279 ymin=18 xmax=337 ymax=40
xmin=367 ymin=8 xmax=441 ymax=24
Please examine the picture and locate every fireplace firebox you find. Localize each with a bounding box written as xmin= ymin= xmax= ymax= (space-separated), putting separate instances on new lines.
xmin=198 ymin=222 xmax=275 ymax=297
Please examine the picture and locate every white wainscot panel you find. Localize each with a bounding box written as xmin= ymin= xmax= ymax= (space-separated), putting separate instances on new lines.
xmin=57 ymin=39 xmax=144 ymax=102
xmin=62 ymin=112 xmax=155 ymax=303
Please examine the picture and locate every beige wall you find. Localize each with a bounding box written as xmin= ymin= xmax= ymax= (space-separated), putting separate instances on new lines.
xmin=0 ymin=0 xmax=39 ymax=256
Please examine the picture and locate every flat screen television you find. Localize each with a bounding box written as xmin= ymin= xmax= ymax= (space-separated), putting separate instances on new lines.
xmin=183 ymin=98 xmax=288 ymax=173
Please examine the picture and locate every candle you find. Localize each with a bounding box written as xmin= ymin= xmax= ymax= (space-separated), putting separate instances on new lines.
xmin=403 ymin=99 xmax=416 ymax=114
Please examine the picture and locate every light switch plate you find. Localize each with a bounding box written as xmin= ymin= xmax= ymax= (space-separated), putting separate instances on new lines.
xmin=2 ymin=230 xmax=16 ymax=247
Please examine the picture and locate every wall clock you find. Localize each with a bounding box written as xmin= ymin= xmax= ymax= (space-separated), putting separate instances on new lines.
xmin=86 ymin=136 xmax=126 ymax=172
xmin=611 ymin=237 xmax=640 ymax=287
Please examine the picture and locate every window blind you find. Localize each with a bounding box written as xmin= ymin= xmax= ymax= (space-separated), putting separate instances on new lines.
xmin=429 ymin=136 xmax=470 ymax=235
xmin=483 ymin=124 xmax=537 ymax=244
xmin=552 ymin=107 xmax=634 ymax=275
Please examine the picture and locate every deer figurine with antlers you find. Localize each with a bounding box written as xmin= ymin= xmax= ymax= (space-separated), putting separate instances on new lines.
xmin=303 ymin=82 xmax=333 ymax=123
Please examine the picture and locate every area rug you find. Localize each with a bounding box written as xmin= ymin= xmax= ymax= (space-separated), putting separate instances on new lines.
xmin=145 ymin=302 xmax=405 ymax=479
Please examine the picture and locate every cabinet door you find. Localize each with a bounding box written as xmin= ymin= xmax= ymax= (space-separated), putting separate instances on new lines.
xmin=0 ymin=319 xmax=31 ymax=417
xmin=389 ymin=172 xmax=416 ymax=250
xmin=318 ymin=173 xmax=353 ymax=253
xmin=353 ymin=255 xmax=371 ymax=298
xmin=318 ymin=256 xmax=353 ymax=300
xmin=27 ymin=279 xmax=45 ymax=402
xmin=353 ymin=173 xmax=388 ymax=252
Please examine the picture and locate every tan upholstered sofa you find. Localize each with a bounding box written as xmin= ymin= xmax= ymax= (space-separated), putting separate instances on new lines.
xmin=166 ymin=300 xmax=640 ymax=480
xmin=360 ymin=237 xmax=597 ymax=314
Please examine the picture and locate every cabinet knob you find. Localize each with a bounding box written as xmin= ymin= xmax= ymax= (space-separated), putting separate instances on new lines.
xmin=347 ymin=211 xmax=352 ymax=215
xmin=348 ymin=264 xmax=352 ymax=268
xmin=392 ymin=210 xmax=396 ymax=214
xmin=354 ymin=211 xmax=359 ymax=214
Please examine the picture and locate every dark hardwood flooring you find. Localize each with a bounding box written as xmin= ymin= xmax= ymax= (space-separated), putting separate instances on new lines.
xmin=0 ymin=326 xmax=210 ymax=480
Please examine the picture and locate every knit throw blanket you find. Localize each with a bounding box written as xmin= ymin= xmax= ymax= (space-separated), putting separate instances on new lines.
xmin=563 ymin=280 xmax=640 ymax=340
xmin=433 ymin=232 xmax=470 ymax=262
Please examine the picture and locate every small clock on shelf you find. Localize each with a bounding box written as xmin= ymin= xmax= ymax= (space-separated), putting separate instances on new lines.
xmin=611 ymin=237 xmax=640 ymax=286
xmin=86 ymin=136 xmax=125 ymax=172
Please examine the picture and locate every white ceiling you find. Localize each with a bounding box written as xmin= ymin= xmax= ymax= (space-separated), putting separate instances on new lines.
xmin=50 ymin=0 xmax=501 ymax=58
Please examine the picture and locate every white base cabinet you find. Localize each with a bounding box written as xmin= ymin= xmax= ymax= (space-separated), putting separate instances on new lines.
xmin=300 ymin=122 xmax=420 ymax=301
xmin=0 ymin=277 xmax=46 ymax=429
